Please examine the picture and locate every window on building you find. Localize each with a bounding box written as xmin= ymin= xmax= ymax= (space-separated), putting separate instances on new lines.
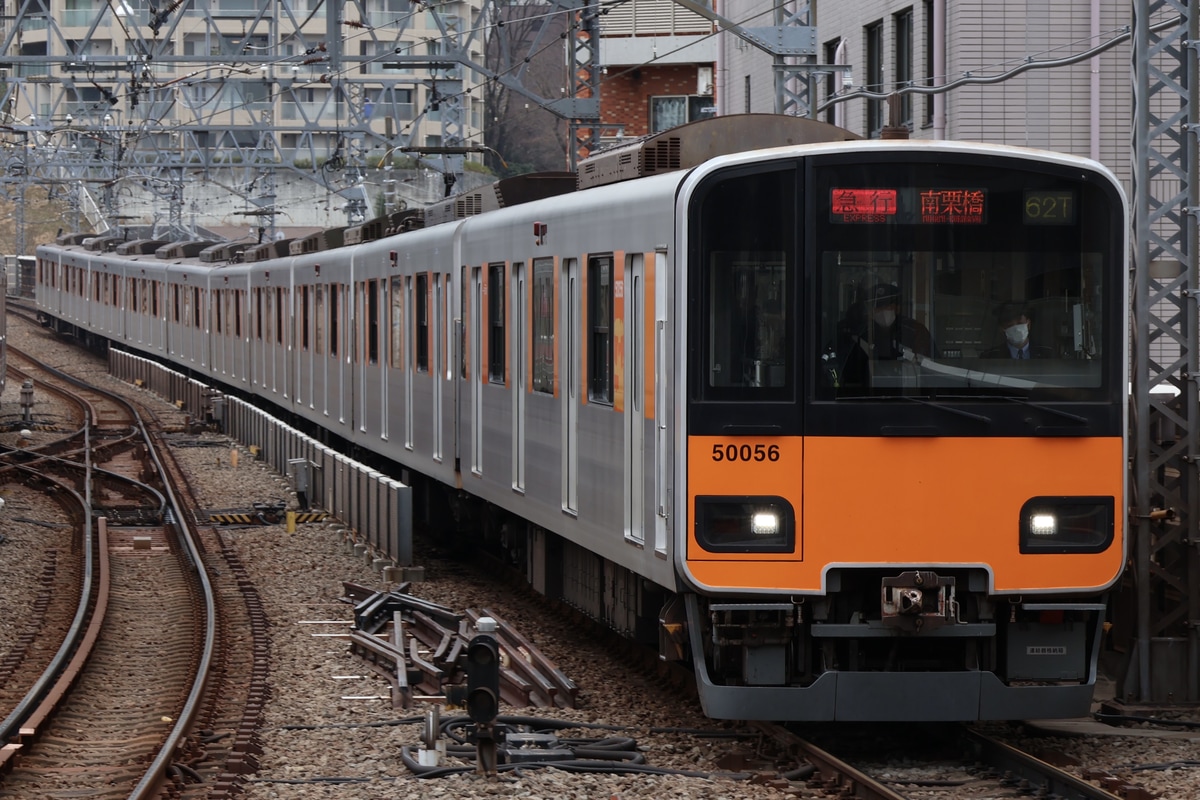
xmin=588 ymin=254 xmax=613 ymax=404
xmin=924 ymin=0 xmax=934 ymax=128
xmin=532 ymin=258 xmax=554 ymax=394
xmin=488 ymin=263 xmax=505 ymax=383
xmin=824 ymin=40 xmax=841 ymax=125
xmin=650 ymin=95 xmax=715 ymax=134
xmin=895 ymin=8 xmax=913 ymax=129
xmin=865 ymin=20 xmax=884 ymax=137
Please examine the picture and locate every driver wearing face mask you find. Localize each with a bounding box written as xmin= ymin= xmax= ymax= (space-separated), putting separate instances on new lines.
xmin=982 ymin=304 xmax=1054 ymax=359
xmin=833 ymin=282 xmax=936 ymax=389
xmin=861 ymin=283 xmax=934 ymax=360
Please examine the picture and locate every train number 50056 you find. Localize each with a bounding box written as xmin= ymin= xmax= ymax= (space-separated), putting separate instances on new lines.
xmin=711 ymin=444 xmax=780 ymax=462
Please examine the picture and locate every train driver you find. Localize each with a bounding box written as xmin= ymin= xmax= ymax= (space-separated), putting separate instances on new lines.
xmin=982 ymin=303 xmax=1053 ymax=359
xmin=834 ymin=282 xmax=935 ymax=388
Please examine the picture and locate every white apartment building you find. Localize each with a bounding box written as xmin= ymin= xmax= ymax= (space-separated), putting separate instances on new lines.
xmin=717 ymin=0 xmax=1131 ymax=184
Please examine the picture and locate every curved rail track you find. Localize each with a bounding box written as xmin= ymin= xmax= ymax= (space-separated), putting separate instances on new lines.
xmin=0 ymin=347 xmax=219 ymax=798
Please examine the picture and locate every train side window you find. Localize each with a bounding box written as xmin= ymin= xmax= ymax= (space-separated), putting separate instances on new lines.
xmin=489 ymin=262 xmax=506 ymax=383
xmin=416 ymin=272 xmax=429 ymax=372
xmin=690 ymin=166 xmax=796 ymax=404
xmin=588 ymin=254 xmax=613 ymax=404
xmin=532 ymin=257 xmax=555 ymax=394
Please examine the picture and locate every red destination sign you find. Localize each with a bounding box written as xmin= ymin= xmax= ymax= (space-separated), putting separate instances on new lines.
xmin=831 ymin=189 xmax=897 ymax=222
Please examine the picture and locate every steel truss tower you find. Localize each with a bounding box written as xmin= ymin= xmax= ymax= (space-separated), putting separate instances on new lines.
xmin=0 ymin=0 xmax=603 ymax=240
xmin=1130 ymin=0 xmax=1200 ymax=705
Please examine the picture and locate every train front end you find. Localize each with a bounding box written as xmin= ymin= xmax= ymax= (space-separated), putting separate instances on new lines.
xmin=676 ymin=142 xmax=1127 ymax=721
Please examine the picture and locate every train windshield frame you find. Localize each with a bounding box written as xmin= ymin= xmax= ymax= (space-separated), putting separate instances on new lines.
xmin=687 ymin=149 xmax=1125 ymax=437
xmin=812 ymin=153 xmax=1120 ymax=408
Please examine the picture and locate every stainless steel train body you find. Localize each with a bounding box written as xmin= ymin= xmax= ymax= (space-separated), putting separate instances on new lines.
xmin=33 ymin=116 xmax=1129 ymax=722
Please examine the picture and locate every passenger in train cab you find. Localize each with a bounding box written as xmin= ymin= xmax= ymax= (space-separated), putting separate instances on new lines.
xmin=834 ymin=282 xmax=935 ymax=387
xmin=982 ymin=303 xmax=1053 ymax=359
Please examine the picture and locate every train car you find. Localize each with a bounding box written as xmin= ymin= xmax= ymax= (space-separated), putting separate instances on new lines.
xmin=33 ymin=114 xmax=1128 ymax=722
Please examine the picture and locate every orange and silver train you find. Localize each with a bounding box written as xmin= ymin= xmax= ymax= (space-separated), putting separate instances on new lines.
xmin=34 ymin=115 xmax=1127 ymax=721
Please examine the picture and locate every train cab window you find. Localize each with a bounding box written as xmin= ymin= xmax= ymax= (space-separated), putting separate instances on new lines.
xmin=488 ymin=263 xmax=506 ymax=383
xmin=588 ymin=254 xmax=613 ymax=404
xmin=812 ymin=156 xmax=1115 ymax=406
xmin=532 ymin=257 xmax=555 ymax=394
xmin=689 ymin=167 xmax=797 ymax=409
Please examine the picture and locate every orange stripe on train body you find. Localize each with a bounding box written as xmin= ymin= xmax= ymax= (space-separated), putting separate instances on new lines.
xmin=685 ymin=435 xmax=1124 ymax=594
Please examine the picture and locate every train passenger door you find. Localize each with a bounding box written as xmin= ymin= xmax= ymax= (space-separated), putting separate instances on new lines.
xmin=512 ymin=262 xmax=526 ymax=492
xmin=561 ymin=258 xmax=579 ymax=514
xmin=404 ymin=276 xmax=414 ymax=450
xmin=470 ymin=267 xmax=483 ymax=474
xmin=624 ymin=254 xmax=644 ymax=544
xmin=653 ymin=249 xmax=669 ymax=554
xmin=433 ymin=273 xmax=444 ymax=462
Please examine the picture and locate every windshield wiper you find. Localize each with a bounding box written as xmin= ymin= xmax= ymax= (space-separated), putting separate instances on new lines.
xmin=834 ymin=394 xmax=992 ymax=427
xmin=1000 ymin=396 xmax=1089 ymax=426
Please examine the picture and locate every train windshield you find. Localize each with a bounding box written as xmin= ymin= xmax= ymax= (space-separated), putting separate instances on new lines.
xmin=813 ymin=155 xmax=1119 ymax=401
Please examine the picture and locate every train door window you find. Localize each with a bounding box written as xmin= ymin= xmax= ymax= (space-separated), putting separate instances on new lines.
xmin=367 ymin=279 xmax=380 ymax=364
xmin=329 ymin=284 xmax=339 ymax=357
xmin=588 ymin=254 xmax=613 ymax=404
xmin=172 ymin=285 xmax=180 ymax=322
xmin=255 ymin=288 xmax=264 ymax=340
xmin=390 ymin=276 xmax=404 ymax=368
xmin=152 ymin=282 xmax=159 ymax=317
xmin=488 ymin=262 xmax=505 ymax=383
xmin=276 ymin=288 xmax=285 ymax=344
xmin=416 ymin=272 xmax=429 ymax=371
xmin=193 ymin=287 xmax=201 ymax=329
xmin=96 ymin=275 xmax=102 ymax=303
xmin=112 ymin=276 xmax=120 ymax=306
xmin=235 ymin=290 xmax=243 ymax=338
xmin=300 ymin=285 xmax=310 ymax=350
xmin=214 ymin=289 xmax=223 ymax=333
xmin=532 ymin=257 xmax=555 ymax=394
xmin=460 ymin=267 xmax=468 ymax=379
xmin=315 ymin=286 xmax=325 ymax=355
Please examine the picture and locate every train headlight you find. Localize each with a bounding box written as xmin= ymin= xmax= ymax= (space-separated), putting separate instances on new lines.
xmin=1019 ymin=497 xmax=1114 ymax=554
xmin=751 ymin=511 xmax=780 ymax=536
xmin=695 ymin=496 xmax=795 ymax=553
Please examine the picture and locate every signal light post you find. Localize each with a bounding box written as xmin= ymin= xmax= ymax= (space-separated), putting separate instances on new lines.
xmin=466 ymin=616 xmax=501 ymax=774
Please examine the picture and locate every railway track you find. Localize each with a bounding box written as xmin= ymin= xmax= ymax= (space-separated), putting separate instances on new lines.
xmin=0 ymin=348 xmax=220 ymax=797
